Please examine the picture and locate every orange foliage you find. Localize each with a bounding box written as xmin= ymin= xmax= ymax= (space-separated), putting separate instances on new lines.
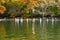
xmin=18 ymin=0 xmax=38 ymax=8
xmin=0 ymin=6 xmax=6 ymax=14
xmin=27 ymin=0 xmax=38 ymax=8
xmin=18 ymin=0 xmax=25 ymax=3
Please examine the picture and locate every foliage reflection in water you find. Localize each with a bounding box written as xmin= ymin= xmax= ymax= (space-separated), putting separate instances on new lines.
xmin=0 ymin=19 xmax=60 ymax=40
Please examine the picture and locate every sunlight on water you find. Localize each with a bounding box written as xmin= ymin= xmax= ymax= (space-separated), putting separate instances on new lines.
xmin=0 ymin=19 xmax=60 ymax=40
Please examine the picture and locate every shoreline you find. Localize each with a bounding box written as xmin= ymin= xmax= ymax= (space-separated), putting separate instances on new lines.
xmin=0 ymin=18 xmax=60 ymax=21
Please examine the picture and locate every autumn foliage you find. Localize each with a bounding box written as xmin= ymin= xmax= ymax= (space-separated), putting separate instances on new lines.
xmin=0 ymin=5 xmax=6 ymax=14
xmin=0 ymin=0 xmax=60 ymax=18
xmin=27 ymin=0 xmax=38 ymax=8
xmin=18 ymin=0 xmax=25 ymax=3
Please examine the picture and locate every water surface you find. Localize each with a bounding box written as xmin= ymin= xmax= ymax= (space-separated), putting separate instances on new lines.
xmin=0 ymin=19 xmax=60 ymax=40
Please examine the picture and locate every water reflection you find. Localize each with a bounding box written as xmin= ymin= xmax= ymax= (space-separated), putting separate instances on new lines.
xmin=32 ymin=21 xmax=35 ymax=34
xmin=39 ymin=18 xmax=42 ymax=24
xmin=20 ymin=18 xmax=23 ymax=23
xmin=0 ymin=19 xmax=60 ymax=40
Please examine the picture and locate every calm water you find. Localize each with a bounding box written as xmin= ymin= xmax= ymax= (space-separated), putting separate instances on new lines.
xmin=0 ymin=19 xmax=60 ymax=40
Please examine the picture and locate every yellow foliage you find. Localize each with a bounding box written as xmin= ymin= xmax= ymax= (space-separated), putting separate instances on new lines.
xmin=17 ymin=0 xmax=38 ymax=8
xmin=0 ymin=5 xmax=6 ymax=14
xmin=18 ymin=0 xmax=25 ymax=3
xmin=27 ymin=0 xmax=38 ymax=8
xmin=1 ymin=0 xmax=9 ymax=3
xmin=11 ymin=0 xmax=18 ymax=2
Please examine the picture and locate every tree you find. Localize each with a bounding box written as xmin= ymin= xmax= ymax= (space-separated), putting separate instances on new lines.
xmin=48 ymin=5 xmax=59 ymax=17
xmin=0 ymin=5 xmax=6 ymax=14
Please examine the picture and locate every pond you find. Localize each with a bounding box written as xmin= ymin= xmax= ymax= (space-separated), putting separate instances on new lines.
xmin=0 ymin=19 xmax=60 ymax=40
